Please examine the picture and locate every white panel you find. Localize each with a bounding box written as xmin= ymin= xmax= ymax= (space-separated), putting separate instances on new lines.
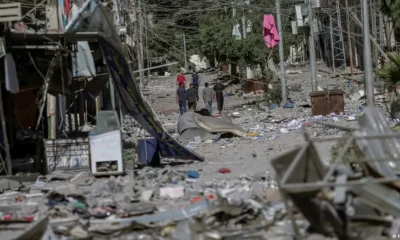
xmin=0 ymin=3 xmax=21 ymax=22
xmin=295 ymin=5 xmax=304 ymax=27
xmin=313 ymin=0 xmax=320 ymax=8
xmin=291 ymin=21 xmax=298 ymax=35
xmin=46 ymin=5 xmax=60 ymax=31
xmin=89 ymin=130 xmax=123 ymax=174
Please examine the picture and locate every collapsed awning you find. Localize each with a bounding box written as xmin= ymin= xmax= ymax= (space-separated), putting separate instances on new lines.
xmin=65 ymin=0 xmax=203 ymax=161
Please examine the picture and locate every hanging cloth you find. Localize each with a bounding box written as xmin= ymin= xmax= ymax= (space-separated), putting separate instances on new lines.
xmin=263 ymin=14 xmax=280 ymax=48
xmin=232 ymin=22 xmax=242 ymax=40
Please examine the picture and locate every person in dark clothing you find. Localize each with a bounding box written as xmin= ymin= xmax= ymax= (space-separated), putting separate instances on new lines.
xmin=192 ymin=72 xmax=200 ymax=98
xmin=186 ymin=83 xmax=198 ymax=111
xmin=213 ymin=80 xmax=224 ymax=114
xmin=176 ymin=83 xmax=187 ymax=115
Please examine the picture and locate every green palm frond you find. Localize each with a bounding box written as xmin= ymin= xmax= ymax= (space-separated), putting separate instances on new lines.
xmin=377 ymin=53 xmax=400 ymax=90
xmin=381 ymin=0 xmax=400 ymax=29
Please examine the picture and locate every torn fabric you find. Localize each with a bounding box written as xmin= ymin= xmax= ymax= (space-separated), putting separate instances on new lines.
xmin=263 ymin=14 xmax=280 ymax=48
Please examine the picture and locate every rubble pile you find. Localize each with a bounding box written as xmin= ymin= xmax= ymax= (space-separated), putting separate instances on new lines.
xmin=0 ymin=167 xmax=301 ymax=239
xmin=270 ymin=107 xmax=400 ymax=240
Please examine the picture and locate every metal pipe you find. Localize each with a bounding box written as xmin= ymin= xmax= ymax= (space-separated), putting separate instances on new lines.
xmin=276 ymin=0 xmax=287 ymax=104
xmin=280 ymin=177 xmax=400 ymax=193
xmin=308 ymin=2 xmax=318 ymax=91
xmin=344 ymin=0 xmax=354 ymax=75
xmin=329 ymin=16 xmax=336 ymax=73
xmin=362 ymin=0 xmax=374 ymax=106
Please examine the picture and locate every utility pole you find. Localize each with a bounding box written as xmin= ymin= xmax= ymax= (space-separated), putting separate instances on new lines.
xmin=344 ymin=0 xmax=354 ymax=75
xmin=144 ymin=3 xmax=150 ymax=77
xmin=362 ymin=0 xmax=374 ymax=106
xmin=242 ymin=11 xmax=248 ymax=79
xmin=276 ymin=0 xmax=287 ymax=104
xmin=137 ymin=0 xmax=145 ymax=86
xmin=329 ymin=17 xmax=336 ymax=72
xmin=183 ymin=33 xmax=188 ymax=71
xmin=241 ymin=14 xmax=247 ymax=39
xmin=370 ymin=2 xmax=378 ymax=68
xmin=308 ymin=2 xmax=318 ymax=91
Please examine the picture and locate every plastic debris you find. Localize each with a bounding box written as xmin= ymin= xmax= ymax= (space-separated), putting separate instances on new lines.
xmin=218 ymin=168 xmax=231 ymax=174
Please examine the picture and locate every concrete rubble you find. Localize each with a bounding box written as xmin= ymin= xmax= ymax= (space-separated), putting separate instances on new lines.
xmin=2 ymin=65 xmax=400 ymax=240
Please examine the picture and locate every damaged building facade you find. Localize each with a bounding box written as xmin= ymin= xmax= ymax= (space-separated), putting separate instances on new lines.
xmin=0 ymin=0 xmax=134 ymax=175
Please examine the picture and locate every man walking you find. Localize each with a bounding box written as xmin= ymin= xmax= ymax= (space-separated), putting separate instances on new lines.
xmin=186 ymin=83 xmax=198 ymax=111
xmin=176 ymin=82 xmax=187 ymax=115
xmin=202 ymin=82 xmax=214 ymax=115
xmin=213 ymin=80 xmax=225 ymax=114
xmin=176 ymin=71 xmax=186 ymax=88
xmin=192 ymin=71 xmax=200 ymax=98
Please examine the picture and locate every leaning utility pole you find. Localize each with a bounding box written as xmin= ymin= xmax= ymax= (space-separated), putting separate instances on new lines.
xmin=183 ymin=33 xmax=188 ymax=71
xmin=362 ymin=0 xmax=374 ymax=106
xmin=276 ymin=0 xmax=287 ymax=103
xmin=308 ymin=1 xmax=318 ymax=91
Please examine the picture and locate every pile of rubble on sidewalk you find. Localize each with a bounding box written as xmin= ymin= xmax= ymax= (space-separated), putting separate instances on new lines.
xmin=2 ymin=107 xmax=400 ymax=240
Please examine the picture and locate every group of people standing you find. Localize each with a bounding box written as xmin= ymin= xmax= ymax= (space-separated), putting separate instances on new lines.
xmin=176 ymin=72 xmax=225 ymax=116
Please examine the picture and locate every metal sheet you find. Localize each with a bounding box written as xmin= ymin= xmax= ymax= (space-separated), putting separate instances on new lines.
xmin=352 ymin=181 xmax=400 ymax=216
xmin=355 ymin=107 xmax=400 ymax=178
xmin=310 ymin=91 xmax=344 ymax=116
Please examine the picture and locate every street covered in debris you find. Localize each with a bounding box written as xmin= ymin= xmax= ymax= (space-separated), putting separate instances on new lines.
xmin=1 ymin=0 xmax=400 ymax=239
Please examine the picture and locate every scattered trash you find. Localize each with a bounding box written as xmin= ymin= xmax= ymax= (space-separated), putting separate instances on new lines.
xmin=218 ymin=168 xmax=231 ymax=174
xmin=269 ymin=103 xmax=278 ymax=110
xmin=283 ymin=102 xmax=294 ymax=108
xmin=187 ymin=171 xmax=200 ymax=179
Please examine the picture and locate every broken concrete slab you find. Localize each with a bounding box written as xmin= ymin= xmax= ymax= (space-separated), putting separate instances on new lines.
xmin=140 ymin=190 xmax=154 ymax=202
xmin=160 ymin=186 xmax=184 ymax=199
xmin=0 ymin=179 xmax=22 ymax=191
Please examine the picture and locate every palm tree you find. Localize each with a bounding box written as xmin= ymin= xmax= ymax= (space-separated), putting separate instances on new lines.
xmin=381 ymin=0 xmax=400 ymax=30
xmin=377 ymin=53 xmax=400 ymax=118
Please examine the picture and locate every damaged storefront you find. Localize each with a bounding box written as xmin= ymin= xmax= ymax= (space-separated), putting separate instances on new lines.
xmin=0 ymin=0 xmax=124 ymax=175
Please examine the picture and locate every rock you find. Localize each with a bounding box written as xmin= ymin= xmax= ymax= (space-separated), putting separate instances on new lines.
xmin=54 ymin=183 xmax=76 ymax=195
xmin=290 ymin=83 xmax=302 ymax=91
xmin=106 ymin=178 xmax=124 ymax=193
xmin=306 ymin=233 xmax=328 ymax=240
xmin=140 ymin=190 xmax=154 ymax=202
xmin=70 ymin=225 xmax=90 ymax=238
xmin=264 ymin=189 xmax=282 ymax=203
xmin=160 ymin=186 xmax=185 ymax=199
xmin=0 ymin=179 xmax=22 ymax=191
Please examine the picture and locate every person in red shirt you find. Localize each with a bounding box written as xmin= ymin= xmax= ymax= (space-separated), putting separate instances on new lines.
xmin=176 ymin=71 xmax=186 ymax=88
